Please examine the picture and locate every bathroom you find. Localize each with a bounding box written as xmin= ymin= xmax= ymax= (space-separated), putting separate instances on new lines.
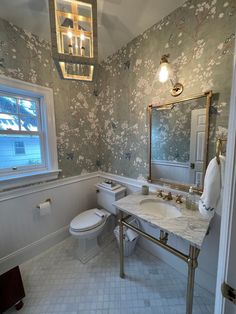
xmin=0 ymin=0 xmax=236 ymax=313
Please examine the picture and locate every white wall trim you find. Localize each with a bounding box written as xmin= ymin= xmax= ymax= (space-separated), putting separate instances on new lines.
xmin=0 ymin=170 xmax=61 ymax=192
xmin=151 ymin=160 xmax=189 ymax=168
xmin=98 ymin=171 xmax=186 ymax=194
xmin=0 ymin=225 xmax=69 ymax=275
xmin=0 ymin=170 xmax=186 ymax=202
xmin=99 ymin=171 xmax=146 ymax=189
xmin=0 ymin=171 xmax=100 ymax=201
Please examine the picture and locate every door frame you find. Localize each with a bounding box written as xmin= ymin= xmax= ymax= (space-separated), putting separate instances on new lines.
xmin=214 ymin=35 xmax=236 ymax=313
xmin=189 ymin=108 xmax=206 ymax=185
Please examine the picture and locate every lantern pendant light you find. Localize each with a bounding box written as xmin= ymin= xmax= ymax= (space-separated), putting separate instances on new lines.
xmin=48 ymin=0 xmax=98 ymax=81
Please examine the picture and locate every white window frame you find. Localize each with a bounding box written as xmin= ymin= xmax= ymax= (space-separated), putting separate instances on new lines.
xmin=0 ymin=75 xmax=60 ymax=190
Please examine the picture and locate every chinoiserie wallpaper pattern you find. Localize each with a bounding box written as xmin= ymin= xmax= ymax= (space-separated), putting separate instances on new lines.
xmin=0 ymin=0 xmax=236 ymax=181
xmin=0 ymin=18 xmax=99 ymax=178
xmin=96 ymin=0 xmax=235 ymax=180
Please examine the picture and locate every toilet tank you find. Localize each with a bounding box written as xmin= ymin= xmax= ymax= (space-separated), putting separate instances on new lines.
xmin=96 ymin=184 xmax=126 ymax=215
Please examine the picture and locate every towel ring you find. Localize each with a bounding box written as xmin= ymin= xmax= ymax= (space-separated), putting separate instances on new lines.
xmin=216 ymin=139 xmax=223 ymax=165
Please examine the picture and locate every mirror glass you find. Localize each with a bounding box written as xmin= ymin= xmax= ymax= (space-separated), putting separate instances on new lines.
xmin=149 ymin=92 xmax=212 ymax=191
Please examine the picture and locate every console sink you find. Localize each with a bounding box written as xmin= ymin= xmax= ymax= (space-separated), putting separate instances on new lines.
xmin=140 ymin=199 xmax=182 ymax=219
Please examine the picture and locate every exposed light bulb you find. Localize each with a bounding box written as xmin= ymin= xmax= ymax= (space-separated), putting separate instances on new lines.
xmin=80 ymin=33 xmax=85 ymax=41
xmin=158 ymin=63 xmax=170 ymax=83
xmin=67 ymin=29 xmax=73 ymax=39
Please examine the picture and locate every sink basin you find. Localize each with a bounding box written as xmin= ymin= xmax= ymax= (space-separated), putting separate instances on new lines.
xmin=140 ymin=199 xmax=181 ymax=219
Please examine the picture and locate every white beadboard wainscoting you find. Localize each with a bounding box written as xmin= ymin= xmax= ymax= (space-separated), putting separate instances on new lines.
xmin=151 ymin=160 xmax=190 ymax=184
xmin=0 ymin=171 xmax=219 ymax=295
xmin=0 ymin=172 xmax=99 ymax=274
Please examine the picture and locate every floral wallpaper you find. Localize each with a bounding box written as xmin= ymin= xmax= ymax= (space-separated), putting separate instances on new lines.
xmin=96 ymin=0 xmax=236 ymax=180
xmin=0 ymin=0 xmax=235 ymax=182
xmin=151 ymin=97 xmax=206 ymax=163
xmin=0 ymin=18 xmax=99 ymax=178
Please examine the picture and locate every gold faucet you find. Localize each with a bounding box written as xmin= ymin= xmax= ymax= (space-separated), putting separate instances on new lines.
xmin=163 ymin=192 xmax=173 ymax=200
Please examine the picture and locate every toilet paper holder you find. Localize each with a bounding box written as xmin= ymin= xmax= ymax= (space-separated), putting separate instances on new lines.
xmin=36 ymin=198 xmax=51 ymax=209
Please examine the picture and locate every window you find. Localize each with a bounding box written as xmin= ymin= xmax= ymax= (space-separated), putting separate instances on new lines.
xmin=0 ymin=93 xmax=42 ymax=168
xmin=0 ymin=76 xmax=60 ymax=190
xmin=14 ymin=142 xmax=25 ymax=155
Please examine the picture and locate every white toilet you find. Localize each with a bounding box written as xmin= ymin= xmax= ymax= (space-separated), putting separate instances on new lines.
xmin=69 ymin=184 xmax=126 ymax=263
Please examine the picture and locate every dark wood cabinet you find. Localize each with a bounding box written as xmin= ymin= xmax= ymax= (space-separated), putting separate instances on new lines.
xmin=0 ymin=266 xmax=25 ymax=313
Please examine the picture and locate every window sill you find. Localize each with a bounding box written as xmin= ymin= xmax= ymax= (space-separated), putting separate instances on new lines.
xmin=0 ymin=169 xmax=61 ymax=192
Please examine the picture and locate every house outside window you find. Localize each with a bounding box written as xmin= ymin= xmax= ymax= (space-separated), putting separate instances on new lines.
xmin=14 ymin=141 xmax=26 ymax=155
xmin=0 ymin=76 xmax=60 ymax=190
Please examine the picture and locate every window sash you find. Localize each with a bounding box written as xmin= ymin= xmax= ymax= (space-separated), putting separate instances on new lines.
xmin=0 ymin=132 xmax=46 ymax=174
xmin=0 ymin=91 xmax=41 ymax=132
xmin=0 ymin=92 xmax=46 ymax=175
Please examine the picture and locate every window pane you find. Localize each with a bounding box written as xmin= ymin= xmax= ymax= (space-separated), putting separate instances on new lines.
xmin=15 ymin=141 xmax=25 ymax=155
xmin=19 ymin=99 xmax=37 ymax=116
xmin=20 ymin=116 xmax=38 ymax=131
xmin=0 ymin=134 xmax=42 ymax=169
xmin=0 ymin=113 xmax=19 ymax=130
xmin=0 ymin=96 xmax=17 ymax=114
xmin=78 ymin=3 xmax=92 ymax=18
xmin=56 ymin=0 xmax=72 ymax=13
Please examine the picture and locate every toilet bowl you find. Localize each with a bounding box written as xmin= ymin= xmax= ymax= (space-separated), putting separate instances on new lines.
xmin=70 ymin=208 xmax=110 ymax=240
xmin=69 ymin=184 xmax=126 ymax=263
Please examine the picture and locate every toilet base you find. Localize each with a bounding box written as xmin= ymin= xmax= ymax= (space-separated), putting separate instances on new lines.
xmin=74 ymin=237 xmax=100 ymax=263
xmin=73 ymin=215 xmax=116 ymax=263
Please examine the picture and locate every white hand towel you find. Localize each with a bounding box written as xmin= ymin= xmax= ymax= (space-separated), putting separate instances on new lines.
xmin=216 ymin=155 xmax=226 ymax=215
xmin=199 ymin=156 xmax=221 ymax=218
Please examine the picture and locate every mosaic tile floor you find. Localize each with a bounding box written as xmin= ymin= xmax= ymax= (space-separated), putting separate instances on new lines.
xmin=6 ymin=237 xmax=214 ymax=314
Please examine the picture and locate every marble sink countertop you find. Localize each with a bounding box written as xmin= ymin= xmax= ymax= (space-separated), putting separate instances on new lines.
xmin=113 ymin=192 xmax=212 ymax=249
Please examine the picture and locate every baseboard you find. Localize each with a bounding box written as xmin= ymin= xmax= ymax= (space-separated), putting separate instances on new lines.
xmin=0 ymin=225 xmax=69 ymax=275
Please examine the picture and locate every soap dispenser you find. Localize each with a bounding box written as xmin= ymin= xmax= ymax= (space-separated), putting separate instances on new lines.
xmin=186 ymin=186 xmax=194 ymax=210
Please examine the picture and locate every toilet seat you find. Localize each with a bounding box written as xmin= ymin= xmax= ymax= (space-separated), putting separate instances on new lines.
xmin=70 ymin=209 xmax=106 ymax=232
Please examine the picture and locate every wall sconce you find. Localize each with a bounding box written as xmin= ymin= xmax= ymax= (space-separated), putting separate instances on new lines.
xmin=156 ymin=54 xmax=183 ymax=97
xmin=48 ymin=0 xmax=98 ymax=81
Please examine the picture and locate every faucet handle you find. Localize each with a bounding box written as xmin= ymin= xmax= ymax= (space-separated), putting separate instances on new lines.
xmin=167 ymin=192 xmax=173 ymax=200
xmin=176 ymin=194 xmax=183 ymax=204
xmin=157 ymin=189 xmax=163 ymax=198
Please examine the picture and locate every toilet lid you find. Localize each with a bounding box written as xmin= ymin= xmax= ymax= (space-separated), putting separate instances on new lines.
xmin=70 ymin=208 xmax=106 ymax=232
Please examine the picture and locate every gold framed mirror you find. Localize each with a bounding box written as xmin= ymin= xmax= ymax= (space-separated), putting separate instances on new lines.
xmin=148 ymin=91 xmax=212 ymax=192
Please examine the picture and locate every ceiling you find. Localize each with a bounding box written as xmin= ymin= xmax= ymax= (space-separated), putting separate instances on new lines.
xmin=0 ymin=0 xmax=185 ymax=61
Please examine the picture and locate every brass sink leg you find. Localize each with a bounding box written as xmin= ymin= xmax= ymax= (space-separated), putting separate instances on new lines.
xmin=118 ymin=217 xmax=201 ymax=314
xmin=186 ymin=245 xmax=200 ymax=314
xmin=119 ymin=210 xmax=125 ymax=279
